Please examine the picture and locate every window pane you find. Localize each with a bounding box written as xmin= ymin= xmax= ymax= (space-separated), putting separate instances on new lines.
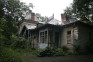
xmin=67 ymin=31 xmax=71 ymax=35
xmin=67 ymin=30 xmax=71 ymax=44
xmin=40 ymin=30 xmax=47 ymax=43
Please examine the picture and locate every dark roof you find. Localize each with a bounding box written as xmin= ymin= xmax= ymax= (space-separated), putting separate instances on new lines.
xmin=62 ymin=21 xmax=93 ymax=28
xmin=32 ymin=24 xmax=62 ymax=31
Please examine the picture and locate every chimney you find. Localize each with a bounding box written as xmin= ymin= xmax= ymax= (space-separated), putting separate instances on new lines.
xmin=61 ymin=13 xmax=69 ymax=24
xmin=61 ymin=13 xmax=67 ymax=22
xmin=31 ymin=12 xmax=35 ymax=21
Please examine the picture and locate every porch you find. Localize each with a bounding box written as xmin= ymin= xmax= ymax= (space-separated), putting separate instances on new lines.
xmin=38 ymin=24 xmax=62 ymax=48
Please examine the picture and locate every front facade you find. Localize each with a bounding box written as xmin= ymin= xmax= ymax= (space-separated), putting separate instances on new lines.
xmin=18 ymin=13 xmax=93 ymax=52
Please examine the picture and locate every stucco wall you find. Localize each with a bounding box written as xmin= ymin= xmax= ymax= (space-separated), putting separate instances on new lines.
xmin=61 ymin=26 xmax=74 ymax=49
xmin=61 ymin=26 xmax=79 ymax=49
xmin=61 ymin=24 xmax=93 ymax=52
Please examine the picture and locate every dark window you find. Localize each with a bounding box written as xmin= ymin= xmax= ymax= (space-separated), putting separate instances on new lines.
xmin=67 ymin=31 xmax=71 ymax=35
xmin=67 ymin=31 xmax=71 ymax=44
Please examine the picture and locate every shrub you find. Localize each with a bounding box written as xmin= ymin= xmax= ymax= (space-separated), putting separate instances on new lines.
xmin=38 ymin=46 xmax=68 ymax=57
xmin=0 ymin=47 xmax=22 ymax=62
xmin=15 ymin=48 xmax=40 ymax=56
xmin=10 ymin=34 xmax=28 ymax=49
xmin=61 ymin=46 xmax=69 ymax=53
xmin=38 ymin=47 xmax=56 ymax=57
xmin=73 ymin=40 xmax=80 ymax=54
xmin=54 ymin=48 xmax=66 ymax=56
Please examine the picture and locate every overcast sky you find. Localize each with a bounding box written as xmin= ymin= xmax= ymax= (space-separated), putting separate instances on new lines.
xmin=20 ymin=0 xmax=73 ymax=21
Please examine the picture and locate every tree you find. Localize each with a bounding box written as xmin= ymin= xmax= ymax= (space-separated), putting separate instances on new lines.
xmin=0 ymin=0 xmax=33 ymax=46
xmin=0 ymin=0 xmax=33 ymax=61
xmin=64 ymin=0 xmax=93 ymax=22
xmin=64 ymin=6 xmax=75 ymax=19
xmin=35 ymin=13 xmax=48 ymax=22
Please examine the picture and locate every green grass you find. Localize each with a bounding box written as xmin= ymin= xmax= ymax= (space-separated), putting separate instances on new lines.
xmin=22 ymin=58 xmax=31 ymax=62
xmin=14 ymin=48 xmax=39 ymax=56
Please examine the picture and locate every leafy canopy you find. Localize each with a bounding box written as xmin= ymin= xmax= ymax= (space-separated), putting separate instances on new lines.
xmin=0 ymin=0 xmax=33 ymax=46
xmin=64 ymin=0 xmax=93 ymax=22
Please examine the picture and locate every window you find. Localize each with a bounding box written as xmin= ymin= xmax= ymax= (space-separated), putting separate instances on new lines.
xmin=67 ymin=31 xmax=71 ymax=35
xmin=67 ymin=31 xmax=71 ymax=44
xmin=40 ymin=30 xmax=48 ymax=43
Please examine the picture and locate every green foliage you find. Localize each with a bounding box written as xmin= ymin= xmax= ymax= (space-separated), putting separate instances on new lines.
xmin=0 ymin=0 xmax=33 ymax=20
xmin=0 ymin=47 xmax=22 ymax=62
xmin=61 ymin=46 xmax=69 ymax=53
xmin=15 ymin=48 xmax=40 ymax=56
xmin=73 ymin=40 xmax=80 ymax=54
xmin=0 ymin=0 xmax=33 ymax=46
xmin=54 ymin=48 xmax=66 ymax=56
xmin=0 ymin=18 xmax=7 ymax=46
xmin=38 ymin=47 xmax=56 ymax=57
xmin=10 ymin=35 xmax=28 ymax=49
xmin=64 ymin=0 xmax=93 ymax=22
xmin=35 ymin=13 xmax=48 ymax=22
xmin=72 ymin=0 xmax=93 ymax=21
xmin=38 ymin=46 xmax=69 ymax=57
xmin=0 ymin=0 xmax=33 ymax=62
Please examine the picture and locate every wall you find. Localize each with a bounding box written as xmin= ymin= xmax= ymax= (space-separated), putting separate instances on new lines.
xmin=78 ymin=25 xmax=93 ymax=52
xmin=61 ymin=26 xmax=74 ymax=49
xmin=61 ymin=24 xmax=93 ymax=52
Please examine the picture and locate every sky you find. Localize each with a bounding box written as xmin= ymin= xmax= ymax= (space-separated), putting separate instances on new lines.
xmin=20 ymin=0 xmax=73 ymax=21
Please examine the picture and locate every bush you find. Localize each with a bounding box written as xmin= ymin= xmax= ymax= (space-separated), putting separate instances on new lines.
xmin=38 ymin=46 xmax=69 ymax=57
xmin=15 ymin=48 xmax=40 ymax=56
xmin=10 ymin=35 xmax=28 ymax=49
xmin=61 ymin=46 xmax=69 ymax=53
xmin=0 ymin=47 xmax=22 ymax=62
xmin=38 ymin=47 xmax=56 ymax=57
xmin=73 ymin=40 xmax=80 ymax=54
xmin=54 ymin=48 xmax=66 ymax=56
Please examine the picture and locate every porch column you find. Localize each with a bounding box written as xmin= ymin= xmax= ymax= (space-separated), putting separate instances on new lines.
xmin=47 ymin=29 xmax=48 ymax=44
xmin=23 ymin=29 xmax=26 ymax=38
xmin=29 ymin=31 xmax=31 ymax=45
xmin=39 ymin=31 xmax=40 ymax=43
xmin=28 ymin=30 xmax=29 ymax=41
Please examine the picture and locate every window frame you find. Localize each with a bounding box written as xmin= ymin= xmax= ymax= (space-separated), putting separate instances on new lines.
xmin=67 ymin=30 xmax=71 ymax=44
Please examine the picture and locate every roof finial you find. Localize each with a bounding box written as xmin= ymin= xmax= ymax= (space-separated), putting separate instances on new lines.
xmin=53 ymin=13 xmax=54 ymax=19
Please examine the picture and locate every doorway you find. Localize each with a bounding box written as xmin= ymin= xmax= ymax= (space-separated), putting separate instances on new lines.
xmin=55 ymin=32 xmax=59 ymax=47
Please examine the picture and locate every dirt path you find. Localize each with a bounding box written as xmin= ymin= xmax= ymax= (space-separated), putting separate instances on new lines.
xmin=22 ymin=55 xmax=93 ymax=62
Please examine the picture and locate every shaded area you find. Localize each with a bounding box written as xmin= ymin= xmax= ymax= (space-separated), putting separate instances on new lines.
xmin=22 ymin=55 xmax=93 ymax=62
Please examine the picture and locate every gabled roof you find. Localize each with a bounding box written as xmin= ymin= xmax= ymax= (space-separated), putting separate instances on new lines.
xmin=34 ymin=21 xmax=93 ymax=31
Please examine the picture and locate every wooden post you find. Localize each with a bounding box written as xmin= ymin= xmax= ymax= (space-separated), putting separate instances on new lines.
xmin=23 ymin=29 xmax=26 ymax=38
xmin=39 ymin=31 xmax=40 ymax=43
xmin=28 ymin=30 xmax=29 ymax=41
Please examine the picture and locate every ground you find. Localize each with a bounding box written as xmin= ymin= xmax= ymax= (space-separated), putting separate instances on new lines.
xmin=22 ymin=54 xmax=93 ymax=62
